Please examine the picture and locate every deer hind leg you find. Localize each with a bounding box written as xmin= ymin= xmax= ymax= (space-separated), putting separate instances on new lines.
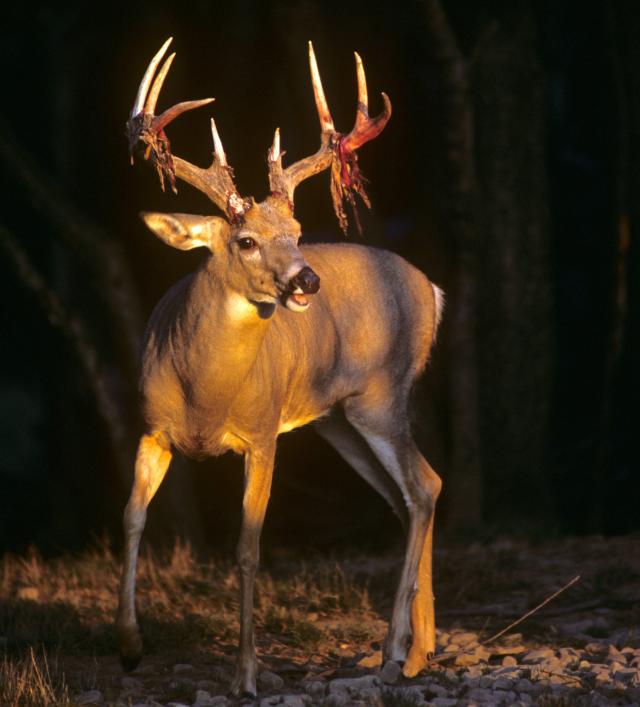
xmin=116 ymin=432 xmax=172 ymax=671
xmin=231 ymin=443 xmax=275 ymax=699
xmin=314 ymin=409 xmax=408 ymax=529
xmin=345 ymin=398 xmax=441 ymax=678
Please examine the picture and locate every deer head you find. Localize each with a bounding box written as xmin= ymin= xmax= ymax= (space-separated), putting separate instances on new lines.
xmin=127 ymin=38 xmax=391 ymax=315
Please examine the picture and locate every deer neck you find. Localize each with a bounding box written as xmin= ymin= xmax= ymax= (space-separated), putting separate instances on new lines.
xmin=176 ymin=262 xmax=271 ymax=416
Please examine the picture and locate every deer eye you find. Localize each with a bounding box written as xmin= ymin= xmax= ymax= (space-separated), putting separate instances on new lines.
xmin=237 ymin=237 xmax=257 ymax=250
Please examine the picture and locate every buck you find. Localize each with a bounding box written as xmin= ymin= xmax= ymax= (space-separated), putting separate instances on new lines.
xmin=116 ymin=38 xmax=443 ymax=697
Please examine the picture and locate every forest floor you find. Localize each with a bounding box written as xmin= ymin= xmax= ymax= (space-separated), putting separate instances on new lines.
xmin=0 ymin=534 xmax=639 ymax=706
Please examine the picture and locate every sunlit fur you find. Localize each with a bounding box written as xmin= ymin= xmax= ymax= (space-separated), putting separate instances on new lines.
xmin=116 ymin=196 xmax=442 ymax=696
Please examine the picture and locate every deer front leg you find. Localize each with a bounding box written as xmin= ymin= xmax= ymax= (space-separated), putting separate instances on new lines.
xmin=116 ymin=432 xmax=172 ymax=671
xmin=230 ymin=444 xmax=275 ymax=698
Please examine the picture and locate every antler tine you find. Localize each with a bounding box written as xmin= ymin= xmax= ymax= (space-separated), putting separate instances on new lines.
xmin=127 ymin=40 xmax=249 ymax=220
xmin=210 ymin=118 xmax=227 ymax=166
xmin=145 ymin=52 xmax=176 ymax=114
xmin=131 ymin=37 xmax=173 ymax=118
xmin=354 ymin=52 xmax=368 ymax=119
xmin=269 ymin=127 xmax=281 ymax=162
xmin=308 ymin=41 xmax=335 ymax=133
xmin=278 ymin=44 xmax=391 ymax=233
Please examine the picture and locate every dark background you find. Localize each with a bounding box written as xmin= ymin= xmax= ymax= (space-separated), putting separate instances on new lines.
xmin=0 ymin=0 xmax=638 ymax=556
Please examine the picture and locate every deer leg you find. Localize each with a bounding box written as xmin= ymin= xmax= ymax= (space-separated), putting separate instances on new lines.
xmin=346 ymin=402 xmax=441 ymax=676
xmin=231 ymin=444 xmax=275 ymax=698
xmin=116 ymin=432 xmax=172 ymax=671
xmin=314 ymin=410 xmax=408 ymax=529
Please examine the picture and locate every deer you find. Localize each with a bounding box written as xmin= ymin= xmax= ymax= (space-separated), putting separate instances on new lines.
xmin=116 ymin=37 xmax=444 ymax=697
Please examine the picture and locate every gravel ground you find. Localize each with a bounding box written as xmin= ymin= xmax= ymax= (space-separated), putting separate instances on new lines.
xmin=59 ymin=535 xmax=640 ymax=706
xmin=72 ymin=631 xmax=640 ymax=706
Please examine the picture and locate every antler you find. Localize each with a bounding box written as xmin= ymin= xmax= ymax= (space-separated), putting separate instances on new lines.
xmin=268 ymin=42 xmax=392 ymax=233
xmin=127 ymin=38 xmax=251 ymax=221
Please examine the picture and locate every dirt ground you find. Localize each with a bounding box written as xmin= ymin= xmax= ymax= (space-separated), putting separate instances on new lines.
xmin=1 ymin=534 xmax=639 ymax=706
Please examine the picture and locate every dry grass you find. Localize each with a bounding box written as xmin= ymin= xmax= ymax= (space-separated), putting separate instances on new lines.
xmin=0 ymin=647 xmax=71 ymax=707
xmin=0 ymin=535 xmax=636 ymax=703
xmin=0 ymin=539 xmax=384 ymax=702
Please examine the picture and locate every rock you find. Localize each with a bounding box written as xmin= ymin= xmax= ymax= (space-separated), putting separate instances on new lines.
xmin=259 ymin=670 xmax=284 ymax=692
xmin=380 ymin=660 xmax=402 ymax=685
xmin=167 ymin=703 xmax=190 ymax=707
xmin=121 ymin=676 xmax=143 ymax=691
xmin=492 ymin=677 xmax=513 ymax=691
xmin=358 ymin=687 xmax=382 ymax=703
xmin=522 ymin=648 xmax=555 ymax=664
xmin=438 ymin=632 xmax=451 ymax=646
xmin=357 ymin=651 xmax=382 ymax=668
xmin=455 ymin=632 xmax=479 ymax=647
xmin=466 ymin=686 xmax=494 ymax=701
xmin=173 ymin=663 xmax=195 ymax=674
xmin=209 ymin=698 xmax=230 ymax=706
xmin=281 ymin=696 xmax=306 ymax=707
xmin=514 ymin=678 xmax=533 ymax=692
xmin=431 ymin=698 xmax=457 ymax=707
xmin=75 ymin=690 xmax=103 ymax=705
xmin=304 ymin=681 xmax=326 ymax=700
xmin=328 ymin=675 xmax=380 ymax=695
xmin=614 ymin=668 xmax=638 ymax=682
xmin=501 ymin=655 xmax=518 ymax=667
xmin=193 ymin=690 xmax=215 ymax=706
xmin=454 ymin=651 xmax=480 ymax=667
xmin=425 ymin=683 xmax=448 ymax=698
xmin=606 ymin=644 xmax=627 ymax=663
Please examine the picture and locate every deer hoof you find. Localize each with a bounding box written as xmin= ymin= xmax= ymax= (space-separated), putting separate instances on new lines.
xmin=117 ymin=625 xmax=143 ymax=672
xmin=402 ymin=647 xmax=428 ymax=678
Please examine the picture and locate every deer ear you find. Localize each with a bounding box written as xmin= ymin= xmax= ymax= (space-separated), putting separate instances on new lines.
xmin=140 ymin=212 xmax=230 ymax=251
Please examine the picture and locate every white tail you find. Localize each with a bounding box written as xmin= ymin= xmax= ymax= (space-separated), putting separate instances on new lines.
xmin=116 ymin=39 xmax=443 ymax=697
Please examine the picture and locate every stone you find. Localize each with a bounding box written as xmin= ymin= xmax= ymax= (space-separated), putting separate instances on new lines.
xmin=358 ymin=687 xmax=382 ymax=703
xmin=259 ymin=670 xmax=285 ymax=692
xmin=501 ymin=655 xmax=518 ymax=667
xmin=357 ymin=651 xmax=382 ymax=668
xmin=454 ymin=651 xmax=480 ymax=667
xmin=173 ymin=663 xmax=195 ymax=674
xmin=522 ymin=648 xmax=555 ymax=664
xmin=514 ymin=678 xmax=533 ymax=692
xmin=328 ymin=675 xmax=380 ymax=695
xmin=121 ymin=676 xmax=143 ymax=691
xmin=490 ymin=644 xmax=526 ymax=656
xmin=193 ymin=690 xmax=215 ymax=706
xmin=304 ymin=681 xmax=326 ymax=700
xmin=281 ymin=696 xmax=306 ymax=707
xmin=455 ymin=632 xmax=479 ymax=647
xmin=380 ymin=660 xmax=402 ymax=685
xmin=466 ymin=687 xmax=493 ymax=701
xmin=614 ymin=668 xmax=639 ymax=682
xmin=431 ymin=698 xmax=457 ymax=707
xmin=167 ymin=703 xmax=191 ymax=707
xmin=75 ymin=691 xmax=103 ymax=705
xmin=425 ymin=683 xmax=448 ymax=698
xmin=492 ymin=677 xmax=513 ymax=690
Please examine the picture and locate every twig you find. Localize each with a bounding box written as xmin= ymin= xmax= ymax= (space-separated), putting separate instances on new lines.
xmin=428 ymin=575 xmax=581 ymax=666
xmin=483 ymin=575 xmax=581 ymax=644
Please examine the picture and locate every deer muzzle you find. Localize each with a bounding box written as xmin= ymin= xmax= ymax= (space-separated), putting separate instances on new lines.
xmin=285 ymin=266 xmax=320 ymax=312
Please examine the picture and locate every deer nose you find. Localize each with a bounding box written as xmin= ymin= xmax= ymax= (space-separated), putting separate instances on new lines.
xmin=290 ymin=266 xmax=320 ymax=294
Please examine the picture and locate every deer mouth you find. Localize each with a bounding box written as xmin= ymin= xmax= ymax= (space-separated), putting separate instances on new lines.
xmin=283 ymin=286 xmax=310 ymax=312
